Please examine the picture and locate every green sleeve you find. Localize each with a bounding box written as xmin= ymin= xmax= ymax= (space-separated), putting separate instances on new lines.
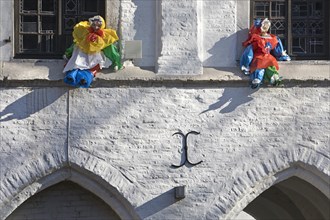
xmin=64 ymin=44 xmax=75 ymax=59
xmin=102 ymin=43 xmax=123 ymax=70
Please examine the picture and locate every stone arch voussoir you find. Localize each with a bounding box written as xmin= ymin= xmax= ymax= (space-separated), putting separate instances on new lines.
xmin=206 ymin=148 xmax=330 ymax=220
xmin=0 ymin=154 xmax=142 ymax=220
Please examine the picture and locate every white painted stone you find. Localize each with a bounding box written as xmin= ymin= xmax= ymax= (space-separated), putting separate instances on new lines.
xmin=0 ymin=0 xmax=13 ymax=61
xmin=1 ymin=86 xmax=329 ymax=220
xmin=0 ymin=1 xmax=329 ymax=220
xmin=202 ymin=0 xmax=238 ymax=67
xmin=120 ymin=0 xmax=156 ymax=67
xmin=156 ymin=0 xmax=203 ymax=75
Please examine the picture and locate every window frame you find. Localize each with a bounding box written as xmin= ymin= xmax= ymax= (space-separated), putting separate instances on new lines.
xmin=14 ymin=0 xmax=106 ymax=59
xmin=14 ymin=0 xmax=58 ymax=59
xmin=250 ymin=0 xmax=330 ymax=60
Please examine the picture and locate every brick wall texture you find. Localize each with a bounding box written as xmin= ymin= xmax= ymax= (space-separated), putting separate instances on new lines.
xmin=0 ymin=1 xmax=329 ymax=219
xmin=6 ymin=181 xmax=120 ymax=220
xmin=1 ymin=86 xmax=329 ymax=219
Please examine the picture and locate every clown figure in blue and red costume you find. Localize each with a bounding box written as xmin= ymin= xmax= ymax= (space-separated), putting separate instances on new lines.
xmin=240 ymin=18 xmax=291 ymax=89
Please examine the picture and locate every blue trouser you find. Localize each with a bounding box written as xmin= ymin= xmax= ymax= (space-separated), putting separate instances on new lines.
xmin=251 ymin=69 xmax=265 ymax=82
xmin=240 ymin=45 xmax=253 ymax=71
xmin=64 ymin=69 xmax=94 ymax=88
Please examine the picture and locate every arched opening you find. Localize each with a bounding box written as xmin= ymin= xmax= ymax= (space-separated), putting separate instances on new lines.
xmin=1 ymin=166 xmax=140 ymax=220
xmin=238 ymin=176 xmax=330 ymax=220
xmin=6 ymin=181 xmax=121 ymax=220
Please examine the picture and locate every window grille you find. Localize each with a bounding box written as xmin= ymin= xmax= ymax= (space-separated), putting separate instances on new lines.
xmin=15 ymin=0 xmax=105 ymax=59
xmin=251 ymin=0 xmax=329 ymax=59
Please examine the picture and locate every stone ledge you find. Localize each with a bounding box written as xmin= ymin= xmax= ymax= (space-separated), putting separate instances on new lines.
xmin=0 ymin=60 xmax=329 ymax=88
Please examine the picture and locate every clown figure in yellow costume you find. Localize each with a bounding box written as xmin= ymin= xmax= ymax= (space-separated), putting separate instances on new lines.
xmin=63 ymin=15 xmax=123 ymax=88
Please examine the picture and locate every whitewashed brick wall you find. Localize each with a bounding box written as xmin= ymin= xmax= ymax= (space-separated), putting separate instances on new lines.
xmin=1 ymin=86 xmax=329 ymax=219
xmin=0 ymin=1 xmax=328 ymax=219
xmin=119 ymin=0 xmax=248 ymax=71
xmin=0 ymin=0 xmax=13 ymax=61
xmin=203 ymin=0 xmax=238 ymax=67
xmin=120 ymin=0 xmax=156 ymax=67
xmin=156 ymin=0 xmax=203 ymax=74
xmin=7 ymin=181 xmax=120 ymax=220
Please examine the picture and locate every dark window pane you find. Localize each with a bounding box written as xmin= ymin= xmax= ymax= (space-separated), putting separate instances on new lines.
xmin=65 ymin=0 xmax=78 ymax=14
xmin=309 ymin=20 xmax=323 ymax=35
xmin=41 ymin=35 xmax=55 ymax=52
xmin=271 ymin=1 xmax=285 ymax=18
xmin=255 ymin=2 xmax=270 ymax=18
xmin=22 ymin=16 xmax=38 ymax=32
xmin=64 ymin=16 xmax=77 ymax=33
xmin=23 ymin=35 xmax=38 ymax=50
xmin=309 ymin=38 xmax=324 ymax=54
xmin=292 ymin=21 xmax=307 ymax=35
xmin=309 ymin=1 xmax=323 ymax=17
xmin=292 ymin=1 xmax=308 ymax=17
xmin=23 ymin=0 xmax=38 ymax=11
xmin=270 ymin=20 xmax=286 ymax=36
xmin=82 ymin=0 xmax=98 ymax=13
xmin=41 ymin=16 xmax=56 ymax=33
xmin=42 ymin=0 xmax=55 ymax=12
xmin=292 ymin=37 xmax=307 ymax=54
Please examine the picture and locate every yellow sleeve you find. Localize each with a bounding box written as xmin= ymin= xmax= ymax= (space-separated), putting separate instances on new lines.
xmin=102 ymin=29 xmax=119 ymax=46
xmin=72 ymin=21 xmax=90 ymax=44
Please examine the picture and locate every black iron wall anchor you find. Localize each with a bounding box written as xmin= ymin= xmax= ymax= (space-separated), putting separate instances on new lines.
xmin=171 ymin=131 xmax=203 ymax=168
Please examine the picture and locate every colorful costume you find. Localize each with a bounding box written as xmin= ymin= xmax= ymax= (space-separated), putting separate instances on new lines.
xmin=63 ymin=15 xmax=123 ymax=88
xmin=240 ymin=18 xmax=291 ymax=89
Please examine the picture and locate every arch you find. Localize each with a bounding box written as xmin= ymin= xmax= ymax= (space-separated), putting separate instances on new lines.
xmin=227 ymin=163 xmax=329 ymax=219
xmin=242 ymin=176 xmax=329 ymax=220
xmin=7 ymin=181 xmax=121 ymax=219
xmin=206 ymin=148 xmax=330 ymax=220
xmin=0 ymin=165 xmax=141 ymax=220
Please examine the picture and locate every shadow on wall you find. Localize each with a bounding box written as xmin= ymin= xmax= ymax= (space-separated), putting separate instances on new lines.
xmin=34 ymin=60 xmax=66 ymax=81
xmin=0 ymin=88 xmax=67 ymax=122
xmin=1 ymin=39 xmax=10 ymax=48
xmin=204 ymin=29 xmax=248 ymax=67
xmin=136 ymin=188 xmax=179 ymax=219
xmin=204 ymin=32 xmax=238 ymax=67
xmin=200 ymin=87 xmax=256 ymax=114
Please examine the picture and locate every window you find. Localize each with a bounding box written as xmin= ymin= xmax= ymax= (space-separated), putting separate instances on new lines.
xmin=15 ymin=0 xmax=105 ymax=59
xmin=251 ymin=0 xmax=329 ymax=60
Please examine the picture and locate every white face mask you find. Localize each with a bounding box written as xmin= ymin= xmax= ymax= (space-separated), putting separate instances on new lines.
xmin=89 ymin=16 xmax=103 ymax=31
xmin=261 ymin=18 xmax=271 ymax=33
xmin=91 ymin=21 xmax=102 ymax=31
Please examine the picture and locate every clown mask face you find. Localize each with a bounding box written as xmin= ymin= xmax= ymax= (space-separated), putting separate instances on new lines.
xmin=89 ymin=16 xmax=103 ymax=32
xmin=261 ymin=18 xmax=271 ymax=34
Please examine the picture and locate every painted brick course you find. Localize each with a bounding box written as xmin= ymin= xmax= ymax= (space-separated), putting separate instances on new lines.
xmin=1 ymin=86 xmax=329 ymax=219
xmin=0 ymin=0 xmax=329 ymax=219
xmin=203 ymin=0 xmax=237 ymax=67
xmin=157 ymin=0 xmax=202 ymax=74
xmin=7 ymin=181 xmax=121 ymax=220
